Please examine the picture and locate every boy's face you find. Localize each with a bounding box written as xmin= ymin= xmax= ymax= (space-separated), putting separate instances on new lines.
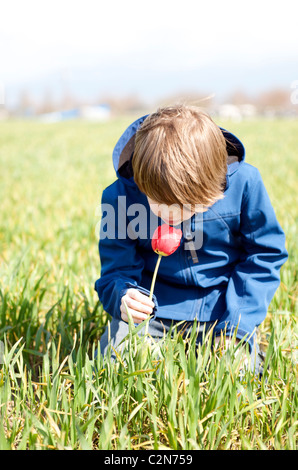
xmin=147 ymin=197 xmax=196 ymax=226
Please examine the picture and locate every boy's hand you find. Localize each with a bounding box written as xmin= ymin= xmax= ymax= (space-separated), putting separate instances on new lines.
xmin=120 ymin=288 xmax=155 ymax=324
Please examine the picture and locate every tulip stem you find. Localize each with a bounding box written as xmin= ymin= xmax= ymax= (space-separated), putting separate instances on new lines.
xmin=149 ymin=254 xmax=162 ymax=301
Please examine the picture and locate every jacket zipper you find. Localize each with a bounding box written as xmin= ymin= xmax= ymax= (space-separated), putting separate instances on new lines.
xmin=186 ymin=239 xmax=199 ymax=264
xmin=183 ymin=219 xmax=199 ymax=264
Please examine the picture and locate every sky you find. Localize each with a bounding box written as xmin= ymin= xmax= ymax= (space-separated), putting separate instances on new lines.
xmin=1 ymin=0 xmax=298 ymax=109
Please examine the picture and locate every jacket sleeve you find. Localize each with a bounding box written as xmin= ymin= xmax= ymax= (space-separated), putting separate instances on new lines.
xmin=213 ymin=168 xmax=288 ymax=351
xmin=94 ymin=187 xmax=158 ymax=320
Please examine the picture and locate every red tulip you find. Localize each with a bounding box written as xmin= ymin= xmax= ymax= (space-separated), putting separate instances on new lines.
xmin=149 ymin=224 xmax=182 ymax=300
xmin=151 ymin=224 xmax=183 ymax=256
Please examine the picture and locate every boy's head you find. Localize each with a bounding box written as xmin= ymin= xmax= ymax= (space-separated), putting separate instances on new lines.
xmin=132 ymin=104 xmax=228 ymax=213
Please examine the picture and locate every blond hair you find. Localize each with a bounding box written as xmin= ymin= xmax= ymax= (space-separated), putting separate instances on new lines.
xmin=132 ymin=105 xmax=228 ymax=209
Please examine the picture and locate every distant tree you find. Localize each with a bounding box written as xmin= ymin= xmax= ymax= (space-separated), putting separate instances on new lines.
xmin=225 ymin=90 xmax=254 ymax=106
xmin=156 ymin=91 xmax=215 ymax=110
xmin=37 ymin=88 xmax=56 ymax=114
xmin=17 ymin=89 xmax=35 ymax=116
xmin=256 ymin=88 xmax=292 ymax=113
xmin=97 ymin=94 xmax=147 ymax=115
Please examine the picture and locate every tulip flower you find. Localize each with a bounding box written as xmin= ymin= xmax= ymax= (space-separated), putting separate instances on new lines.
xmin=149 ymin=224 xmax=183 ymax=300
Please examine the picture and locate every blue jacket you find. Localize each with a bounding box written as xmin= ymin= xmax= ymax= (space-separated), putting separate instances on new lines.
xmin=94 ymin=115 xmax=288 ymax=350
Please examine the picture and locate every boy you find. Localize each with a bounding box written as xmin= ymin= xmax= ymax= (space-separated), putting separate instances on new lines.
xmin=94 ymin=105 xmax=288 ymax=371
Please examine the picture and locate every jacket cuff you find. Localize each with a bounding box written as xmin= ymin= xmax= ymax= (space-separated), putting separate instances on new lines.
xmin=120 ymin=281 xmax=158 ymax=322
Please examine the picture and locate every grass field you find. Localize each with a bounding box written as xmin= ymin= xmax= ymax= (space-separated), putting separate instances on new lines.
xmin=0 ymin=116 xmax=297 ymax=450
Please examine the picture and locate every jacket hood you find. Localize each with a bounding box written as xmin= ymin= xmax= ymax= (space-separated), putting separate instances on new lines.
xmin=112 ymin=114 xmax=246 ymax=189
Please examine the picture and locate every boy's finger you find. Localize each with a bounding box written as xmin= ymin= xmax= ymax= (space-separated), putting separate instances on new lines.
xmin=127 ymin=288 xmax=155 ymax=308
xmin=120 ymin=305 xmax=149 ymax=323
xmin=124 ymin=295 xmax=153 ymax=315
